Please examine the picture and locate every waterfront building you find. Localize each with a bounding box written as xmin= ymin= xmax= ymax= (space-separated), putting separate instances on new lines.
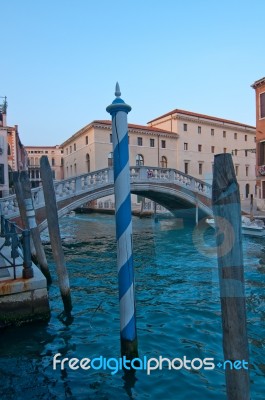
xmin=251 ymin=77 xmax=265 ymax=209
xmin=148 ymin=109 xmax=256 ymax=199
xmin=25 ymin=145 xmax=64 ymax=187
xmin=0 ymin=98 xmax=27 ymax=196
xmin=61 ymin=120 xmax=178 ymax=174
xmin=61 ymin=120 xmax=178 ymax=208
xmin=0 ymin=99 xmax=9 ymax=196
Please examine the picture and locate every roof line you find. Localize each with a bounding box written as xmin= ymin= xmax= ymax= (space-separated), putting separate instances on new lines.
xmin=147 ymin=108 xmax=255 ymax=129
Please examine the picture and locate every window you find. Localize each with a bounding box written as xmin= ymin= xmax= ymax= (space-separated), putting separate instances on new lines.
xmin=258 ymin=142 xmax=265 ymax=165
xmin=234 ymin=132 xmax=237 ymax=139
xmin=74 ymin=163 xmax=77 ymax=174
xmin=86 ymin=153 xmax=90 ymax=172
xmin=198 ymin=144 xmax=202 ymax=152
xmin=161 ymin=156 xmax=167 ymax=168
xmin=211 ymin=146 xmax=215 ymax=153
xmin=245 ymin=150 xmax=248 ymax=157
xmin=7 ymin=144 xmax=11 ymax=156
xmin=223 ymin=131 xmax=226 ymax=138
xmin=199 ymin=163 xmax=203 ymax=175
xmin=234 ymin=149 xmax=238 ymax=156
xmin=52 ymin=158 xmax=55 ymax=166
xmin=198 ymin=126 xmax=201 ymax=134
xmin=36 ymin=170 xmax=39 ymax=179
xmin=246 ymin=166 xmax=249 ymax=177
xmin=61 ymin=158 xmax=63 ymax=166
xmin=108 ymin=152 xmax=113 ymax=167
xmin=52 ymin=170 xmax=55 ymax=179
xmin=211 ymin=129 xmax=214 ymax=136
xmin=184 ymin=142 xmax=188 ymax=150
xmin=150 ymin=138 xmax=155 ymax=147
xmin=74 ymin=143 xmax=76 ymax=151
xmin=110 ymin=134 xmax=112 ymax=143
xmin=183 ymin=123 xmax=188 ymax=131
xmin=260 ymin=92 xmax=265 ymax=118
xmin=70 ymin=146 xmax=72 ymax=153
xmin=137 ymin=137 xmax=143 ymax=146
xmin=161 ymin=140 xmax=166 ymax=148
xmin=245 ymin=135 xmax=247 ymax=142
xmin=136 ymin=154 xmax=144 ymax=166
xmin=45 ymin=150 xmax=48 ymax=154
xmin=86 ymin=136 xmax=88 ymax=145
xmin=66 ymin=148 xmax=68 ymax=155
xmin=254 ymin=136 xmax=256 ymax=142
xmin=184 ymin=162 xmax=189 ymax=174
xmin=235 ymin=165 xmax=239 ymax=176
xmin=224 ymin=148 xmax=227 ymax=153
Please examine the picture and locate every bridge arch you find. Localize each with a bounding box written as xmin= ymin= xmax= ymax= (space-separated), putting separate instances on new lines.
xmin=37 ymin=182 xmax=212 ymax=233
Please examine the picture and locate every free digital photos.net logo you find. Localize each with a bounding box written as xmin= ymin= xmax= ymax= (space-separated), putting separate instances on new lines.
xmin=53 ymin=354 xmax=249 ymax=375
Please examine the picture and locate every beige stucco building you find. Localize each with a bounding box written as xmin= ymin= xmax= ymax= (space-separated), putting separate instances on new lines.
xmin=61 ymin=120 xmax=178 ymax=175
xmin=148 ymin=109 xmax=256 ymax=199
xmin=25 ymin=145 xmax=64 ymax=187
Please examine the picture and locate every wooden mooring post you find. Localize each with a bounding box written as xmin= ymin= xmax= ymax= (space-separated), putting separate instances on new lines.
xmin=40 ymin=156 xmax=72 ymax=317
xmin=20 ymin=171 xmax=52 ymax=284
xmin=212 ymin=154 xmax=250 ymax=400
xmin=13 ymin=171 xmax=37 ymax=259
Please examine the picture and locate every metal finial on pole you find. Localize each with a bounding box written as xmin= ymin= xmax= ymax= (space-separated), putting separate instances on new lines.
xmin=115 ymin=82 xmax=121 ymax=97
xmin=106 ymin=84 xmax=138 ymax=360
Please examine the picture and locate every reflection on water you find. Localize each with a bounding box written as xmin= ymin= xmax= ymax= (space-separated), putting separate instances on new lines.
xmin=0 ymin=213 xmax=264 ymax=399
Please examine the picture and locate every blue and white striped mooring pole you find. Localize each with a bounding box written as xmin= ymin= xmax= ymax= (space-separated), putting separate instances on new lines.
xmin=106 ymin=83 xmax=138 ymax=359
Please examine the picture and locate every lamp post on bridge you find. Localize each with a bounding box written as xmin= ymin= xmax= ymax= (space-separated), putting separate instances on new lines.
xmin=106 ymin=83 xmax=138 ymax=360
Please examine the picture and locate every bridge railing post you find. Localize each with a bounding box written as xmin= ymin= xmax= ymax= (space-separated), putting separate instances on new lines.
xmin=75 ymin=176 xmax=82 ymax=193
xmin=108 ymin=168 xmax=114 ymax=183
xmin=139 ymin=166 xmax=147 ymax=180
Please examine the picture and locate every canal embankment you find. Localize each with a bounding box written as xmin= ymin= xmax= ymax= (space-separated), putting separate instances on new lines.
xmin=0 ymin=237 xmax=50 ymax=327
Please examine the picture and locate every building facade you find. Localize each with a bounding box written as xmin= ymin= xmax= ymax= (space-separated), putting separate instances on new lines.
xmin=61 ymin=120 xmax=178 ymax=209
xmin=61 ymin=120 xmax=178 ymax=176
xmin=251 ymin=77 xmax=265 ymax=208
xmin=0 ymin=98 xmax=28 ymax=196
xmin=25 ymin=145 xmax=64 ymax=187
xmin=148 ymin=109 xmax=256 ymax=199
xmin=0 ymin=100 xmax=9 ymax=197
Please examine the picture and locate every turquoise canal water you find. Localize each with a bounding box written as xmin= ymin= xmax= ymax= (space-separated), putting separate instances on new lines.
xmin=0 ymin=213 xmax=264 ymax=399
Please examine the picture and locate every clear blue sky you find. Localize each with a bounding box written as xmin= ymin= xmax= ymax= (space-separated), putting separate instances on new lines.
xmin=1 ymin=0 xmax=264 ymax=146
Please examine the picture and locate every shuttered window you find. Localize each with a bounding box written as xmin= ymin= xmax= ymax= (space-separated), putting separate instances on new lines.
xmin=260 ymin=92 xmax=265 ymax=119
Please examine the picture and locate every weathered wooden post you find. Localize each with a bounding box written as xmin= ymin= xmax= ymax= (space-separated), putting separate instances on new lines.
xmin=22 ymin=229 xmax=34 ymax=279
xmin=212 ymin=153 xmax=250 ymax=400
xmin=13 ymin=171 xmax=37 ymax=258
xmin=19 ymin=171 xmax=52 ymax=284
xmin=40 ymin=156 xmax=72 ymax=317
xmin=106 ymin=83 xmax=138 ymax=359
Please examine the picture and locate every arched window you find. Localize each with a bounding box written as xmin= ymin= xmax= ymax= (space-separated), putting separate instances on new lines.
xmin=86 ymin=153 xmax=90 ymax=172
xmin=136 ymin=154 xmax=144 ymax=166
xmin=161 ymin=156 xmax=167 ymax=168
xmin=108 ymin=152 xmax=113 ymax=167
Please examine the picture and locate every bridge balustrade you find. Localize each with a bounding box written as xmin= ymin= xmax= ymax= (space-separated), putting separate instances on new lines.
xmin=0 ymin=167 xmax=212 ymax=220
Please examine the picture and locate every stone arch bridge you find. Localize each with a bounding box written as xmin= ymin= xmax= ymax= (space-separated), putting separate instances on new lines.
xmin=0 ymin=167 xmax=212 ymax=232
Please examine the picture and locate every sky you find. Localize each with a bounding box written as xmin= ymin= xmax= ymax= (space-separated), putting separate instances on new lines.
xmin=1 ymin=0 xmax=264 ymax=146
